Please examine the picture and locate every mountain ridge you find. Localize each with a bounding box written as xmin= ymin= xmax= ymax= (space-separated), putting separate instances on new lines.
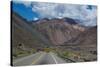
xmin=12 ymin=12 xmax=97 ymax=52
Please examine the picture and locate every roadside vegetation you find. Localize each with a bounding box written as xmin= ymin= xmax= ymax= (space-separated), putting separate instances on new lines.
xmin=13 ymin=48 xmax=37 ymax=59
xmin=13 ymin=46 xmax=97 ymax=63
xmin=55 ymin=49 xmax=97 ymax=62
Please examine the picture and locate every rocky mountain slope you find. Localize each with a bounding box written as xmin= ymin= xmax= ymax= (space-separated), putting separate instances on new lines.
xmin=12 ymin=12 xmax=97 ymax=52
xmin=12 ymin=12 xmax=52 ymax=52
xmin=33 ymin=18 xmax=97 ymax=48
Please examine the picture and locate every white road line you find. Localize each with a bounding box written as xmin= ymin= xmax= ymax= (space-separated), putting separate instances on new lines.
xmin=50 ymin=53 xmax=58 ymax=64
xmin=31 ymin=53 xmax=44 ymax=64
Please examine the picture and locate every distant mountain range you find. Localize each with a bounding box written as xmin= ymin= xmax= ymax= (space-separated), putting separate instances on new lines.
xmin=12 ymin=12 xmax=97 ymax=51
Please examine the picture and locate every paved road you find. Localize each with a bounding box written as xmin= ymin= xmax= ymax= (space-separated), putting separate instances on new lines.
xmin=13 ymin=52 xmax=67 ymax=66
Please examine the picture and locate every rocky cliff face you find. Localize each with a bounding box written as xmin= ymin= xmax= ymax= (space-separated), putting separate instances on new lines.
xmin=34 ymin=18 xmax=97 ymax=47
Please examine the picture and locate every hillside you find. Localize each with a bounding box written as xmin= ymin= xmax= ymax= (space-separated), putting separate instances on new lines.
xmin=33 ymin=18 xmax=97 ymax=48
xmin=12 ymin=12 xmax=52 ymax=58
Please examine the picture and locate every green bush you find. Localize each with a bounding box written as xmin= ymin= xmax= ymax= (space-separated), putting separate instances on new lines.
xmin=31 ymin=48 xmax=36 ymax=53
xmin=57 ymin=51 xmax=73 ymax=59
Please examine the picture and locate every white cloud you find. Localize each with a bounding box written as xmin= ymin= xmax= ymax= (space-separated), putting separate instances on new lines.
xmin=32 ymin=2 xmax=59 ymax=18
xmin=13 ymin=0 xmax=32 ymax=7
xmin=22 ymin=1 xmax=32 ymax=7
xmin=14 ymin=1 xmax=97 ymax=26
xmin=31 ymin=2 xmax=97 ymax=26
xmin=33 ymin=17 xmax=39 ymax=21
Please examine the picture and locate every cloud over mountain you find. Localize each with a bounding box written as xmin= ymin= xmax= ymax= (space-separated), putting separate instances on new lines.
xmin=13 ymin=1 xmax=97 ymax=26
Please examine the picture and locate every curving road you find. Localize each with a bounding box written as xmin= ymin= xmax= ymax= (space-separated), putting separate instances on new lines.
xmin=13 ymin=52 xmax=66 ymax=66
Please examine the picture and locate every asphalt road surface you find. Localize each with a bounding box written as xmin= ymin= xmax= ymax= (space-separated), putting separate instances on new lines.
xmin=13 ymin=52 xmax=66 ymax=66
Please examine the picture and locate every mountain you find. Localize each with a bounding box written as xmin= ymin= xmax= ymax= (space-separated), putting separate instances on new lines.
xmin=12 ymin=12 xmax=97 ymax=53
xmin=34 ymin=18 xmax=83 ymax=45
xmin=33 ymin=18 xmax=97 ymax=50
xmin=63 ymin=17 xmax=78 ymax=24
xmin=12 ymin=12 xmax=52 ymax=52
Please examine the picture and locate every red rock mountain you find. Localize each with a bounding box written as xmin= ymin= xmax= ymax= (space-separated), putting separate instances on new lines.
xmin=33 ymin=18 xmax=97 ymax=48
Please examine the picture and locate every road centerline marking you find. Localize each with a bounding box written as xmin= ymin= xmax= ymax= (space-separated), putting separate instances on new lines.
xmin=31 ymin=53 xmax=44 ymax=64
xmin=50 ymin=53 xmax=58 ymax=64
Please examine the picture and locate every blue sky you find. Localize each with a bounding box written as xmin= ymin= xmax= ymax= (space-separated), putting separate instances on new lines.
xmin=12 ymin=2 xmax=39 ymax=21
xmin=12 ymin=1 xmax=97 ymax=26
